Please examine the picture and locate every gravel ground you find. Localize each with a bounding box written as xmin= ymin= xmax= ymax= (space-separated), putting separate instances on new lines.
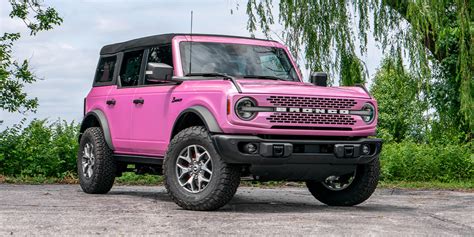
xmin=0 ymin=184 xmax=473 ymax=236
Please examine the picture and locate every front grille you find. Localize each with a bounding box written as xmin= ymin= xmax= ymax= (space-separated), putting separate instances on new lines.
xmin=267 ymin=113 xmax=356 ymax=125
xmin=267 ymin=96 xmax=356 ymax=109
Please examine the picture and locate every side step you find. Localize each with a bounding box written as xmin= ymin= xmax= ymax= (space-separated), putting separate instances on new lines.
xmin=113 ymin=154 xmax=164 ymax=165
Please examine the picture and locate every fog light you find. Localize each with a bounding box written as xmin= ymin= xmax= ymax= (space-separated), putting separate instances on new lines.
xmin=244 ymin=143 xmax=258 ymax=154
xmin=361 ymin=144 xmax=370 ymax=155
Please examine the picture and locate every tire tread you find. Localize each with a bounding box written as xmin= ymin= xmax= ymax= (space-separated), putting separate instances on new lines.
xmin=78 ymin=127 xmax=116 ymax=194
xmin=164 ymin=126 xmax=240 ymax=211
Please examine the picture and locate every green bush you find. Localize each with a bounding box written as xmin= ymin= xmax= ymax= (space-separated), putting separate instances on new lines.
xmin=1 ymin=119 xmax=472 ymax=184
xmin=0 ymin=119 xmax=79 ymax=177
xmin=380 ymin=142 xmax=473 ymax=182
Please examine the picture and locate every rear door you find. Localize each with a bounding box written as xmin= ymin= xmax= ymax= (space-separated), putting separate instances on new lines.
xmin=129 ymin=45 xmax=176 ymax=156
xmin=105 ymin=50 xmax=144 ymax=153
xmin=88 ymin=55 xmax=117 ymax=117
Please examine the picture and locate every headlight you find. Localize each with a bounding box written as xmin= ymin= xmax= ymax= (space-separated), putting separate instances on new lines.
xmin=361 ymin=103 xmax=375 ymax=124
xmin=235 ymin=97 xmax=257 ymax=120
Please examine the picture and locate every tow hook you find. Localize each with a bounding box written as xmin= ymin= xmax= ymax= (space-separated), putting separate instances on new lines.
xmin=259 ymin=143 xmax=292 ymax=158
xmin=334 ymin=144 xmax=371 ymax=158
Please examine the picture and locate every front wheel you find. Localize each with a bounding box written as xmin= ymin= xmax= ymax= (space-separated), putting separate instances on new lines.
xmin=306 ymin=157 xmax=380 ymax=206
xmin=164 ymin=126 xmax=241 ymax=211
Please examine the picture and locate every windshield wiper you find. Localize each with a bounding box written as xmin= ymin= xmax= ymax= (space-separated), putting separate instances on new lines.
xmin=184 ymin=73 xmax=242 ymax=93
xmin=186 ymin=73 xmax=231 ymax=78
xmin=242 ymin=75 xmax=287 ymax=81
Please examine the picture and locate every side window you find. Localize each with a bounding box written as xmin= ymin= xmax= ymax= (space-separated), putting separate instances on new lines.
xmin=120 ymin=50 xmax=144 ymax=87
xmin=95 ymin=56 xmax=116 ymax=83
xmin=145 ymin=45 xmax=173 ymax=85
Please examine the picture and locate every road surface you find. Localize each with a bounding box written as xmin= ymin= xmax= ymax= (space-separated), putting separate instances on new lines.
xmin=0 ymin=185 xmax=472 ymax=236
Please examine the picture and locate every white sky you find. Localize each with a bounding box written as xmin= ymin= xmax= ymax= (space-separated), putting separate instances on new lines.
xmin=0 ymin=0 xmax=384 ymax=128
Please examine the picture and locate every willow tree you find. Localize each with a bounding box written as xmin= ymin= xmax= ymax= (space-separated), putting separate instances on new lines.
xmin=245 ymin=0 xmax=472 ymax=138
xmin=1 ymin=0 xmax=62 ymax=114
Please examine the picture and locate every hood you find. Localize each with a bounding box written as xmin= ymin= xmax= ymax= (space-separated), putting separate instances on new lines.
xmin=236 ymin=79 xmax=371 ymax=99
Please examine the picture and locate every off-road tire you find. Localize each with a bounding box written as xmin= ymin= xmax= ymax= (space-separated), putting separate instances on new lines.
xmin=164 ymin=126 xmax=241 ymax=211
xmin=306 ymin=157 xmax=380 ymax=206
xmin=78 ymin=127 xmax=116 ymax=194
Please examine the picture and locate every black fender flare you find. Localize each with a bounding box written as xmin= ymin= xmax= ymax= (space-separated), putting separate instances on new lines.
xmin=173 ymin=105 xmax=223 ymax=135
xmin=79 ymin=110 xmax=114 ymax=150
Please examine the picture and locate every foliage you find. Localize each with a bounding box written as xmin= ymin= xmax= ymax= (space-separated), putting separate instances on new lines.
xmin=371 ymin=56 xmax=428 ymax=142
xmin=245 ymin=0 xmax=473 ymax=136
xmin=1 ymin=120 xmax=472 ymax=185
xmin=0 ymin=119 xmax=78 ymax=177
xmin=1 ymin=0 xmax=62 ymax=113
xmin=116 ymin=173 xmax=163 ymax=185
xmin=380 ymin=142 xmax=473 ymax=182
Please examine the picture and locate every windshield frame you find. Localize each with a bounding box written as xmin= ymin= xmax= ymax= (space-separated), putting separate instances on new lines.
xmin=171 ymin=35 xmax=302 ymax=82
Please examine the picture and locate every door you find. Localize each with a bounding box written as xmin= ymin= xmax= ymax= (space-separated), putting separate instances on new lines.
xmin=105 ymin=50 xmax=144 ymax=154
xmin=129 ymin=45 xmax=176 ymax=156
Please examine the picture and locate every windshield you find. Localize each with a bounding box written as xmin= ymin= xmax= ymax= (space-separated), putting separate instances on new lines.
xmin=180 ymin=42 xmax=298 ymax=81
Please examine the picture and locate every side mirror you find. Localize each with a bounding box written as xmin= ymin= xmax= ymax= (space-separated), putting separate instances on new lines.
xmin=310 ymin=72 xmax=328 ymax=87
xmin=146 ymin=63 xmax=173 ymax=81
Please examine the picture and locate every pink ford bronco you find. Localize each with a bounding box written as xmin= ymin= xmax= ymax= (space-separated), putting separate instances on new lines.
xmin=78 ymin=34 xmax=382 ymax=211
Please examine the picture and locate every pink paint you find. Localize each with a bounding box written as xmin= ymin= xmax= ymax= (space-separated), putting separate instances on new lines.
xmin=85 ymin=35 xmax=378 ymax=157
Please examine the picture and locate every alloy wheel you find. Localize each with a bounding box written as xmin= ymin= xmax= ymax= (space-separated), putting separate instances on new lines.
xmin=81 ymin=143 xmax=95 ymax=178
xmin=321 ymin=170 xmax=357 ymax=191
xmin=175 ymin=145 xmax=213 ymax=193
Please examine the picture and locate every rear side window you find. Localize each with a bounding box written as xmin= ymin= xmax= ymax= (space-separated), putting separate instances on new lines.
xmin=120 ymin=50 xmax=144 ymax=87
xmin=95 ymin=56 xmax=116 ymax=83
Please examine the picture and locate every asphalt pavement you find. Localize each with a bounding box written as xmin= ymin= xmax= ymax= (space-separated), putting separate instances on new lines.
xmin=0 ymin=184 xmax=472 ymax=236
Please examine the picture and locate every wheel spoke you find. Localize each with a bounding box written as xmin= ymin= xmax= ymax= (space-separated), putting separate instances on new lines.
xmin=85 ymin=144 xmax=91 ymax=157
xmin=197 ymin=151 xmax=209 ymax=162
xmin=87 ymin=166 xmax=93 ymax=178
xmin=178 ymin=155 xmax=191 ymax=164
xmin=176 ymin=163 xmax=189 ymax=172
xmin=198 ymin=173 xmax=210 ymax=183
xmin=188 ymin=145 xmax=197 ymax=161
xmin=203 ymin=157 xmax=211 ymax=166
xmin=201 ymin=165 xmax=212 ymax=175
xmin=197 ymin=174 xmax=210 ymax=192
xmin=183 ymin=175 xmax=195 ymax=192
xmin=177 ymin=164 xmax=191 ymax=179
xmin=82 ymin=163 xmax=88 ymax=175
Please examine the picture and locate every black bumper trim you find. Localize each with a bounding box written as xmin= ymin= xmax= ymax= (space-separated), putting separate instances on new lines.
xmin=212 ymin=135 xmax=382 ymax=165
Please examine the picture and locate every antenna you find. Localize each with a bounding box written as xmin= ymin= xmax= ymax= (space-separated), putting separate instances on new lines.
xmin=188 ymin=10 xmax=193 ymax=75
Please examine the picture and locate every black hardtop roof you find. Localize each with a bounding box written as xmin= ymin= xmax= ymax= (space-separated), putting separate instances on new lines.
xmin=100 ymin=33 xmax=277 ymax=55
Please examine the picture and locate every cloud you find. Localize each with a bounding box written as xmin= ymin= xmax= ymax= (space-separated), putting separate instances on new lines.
xmin=95 ymin=17 xmax=131 ymax=32
xmin=0 ymin=0 xmax=385 ymax=128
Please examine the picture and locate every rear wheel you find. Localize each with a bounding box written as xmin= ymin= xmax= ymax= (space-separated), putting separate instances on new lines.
xmin=164 ymin=126 xmax=241 ymax=211
xmin=77 ymin=127 xmax=116 ymax=194
xmin=306 ymin=158 xmax=380 ymax=206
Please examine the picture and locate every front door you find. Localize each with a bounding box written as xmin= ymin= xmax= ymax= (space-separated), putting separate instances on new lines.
xmin=129 ymin=45 xmax=176 ymax=156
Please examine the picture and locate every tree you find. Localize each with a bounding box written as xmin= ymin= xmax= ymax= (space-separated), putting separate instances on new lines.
xmin=0 ymin=0 xmax=62 ymax=113
xmin=371 ymin=56 xmax=427 ymax=142
xmin=245 ymin=0 xmax=472 ymax=138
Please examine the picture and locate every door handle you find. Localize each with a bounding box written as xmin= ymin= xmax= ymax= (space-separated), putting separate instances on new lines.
xmin=106 ymin=99 xmax=116 ymax=105
xmin=133 ymin=98 xmax=144 ymax=104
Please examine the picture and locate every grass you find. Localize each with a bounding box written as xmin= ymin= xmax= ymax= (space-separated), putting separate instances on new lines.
xmin=378 ymin=180 xmax=474 ymax=191
xmin=1 ymin=174 xmax=472 ymax=191
xmin=115 ymin=173 xmax=163 ymax=185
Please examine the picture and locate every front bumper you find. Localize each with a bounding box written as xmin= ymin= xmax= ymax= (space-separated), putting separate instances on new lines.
xmin=212 ymin=135 xmax=382 ymax=165
xmin=212 ymin=135 xmax=382 ymax=181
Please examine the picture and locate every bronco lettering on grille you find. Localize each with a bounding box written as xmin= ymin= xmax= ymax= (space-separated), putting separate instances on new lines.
xmin=276 ymin=107 xmax=350 ymax=115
